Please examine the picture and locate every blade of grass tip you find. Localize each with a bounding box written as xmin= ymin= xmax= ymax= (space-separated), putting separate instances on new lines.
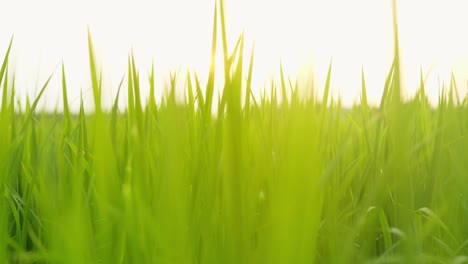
xmin=9 ymin=76 xmax=15 ymax=136
xmin=77 ymin=91 xmax=91 ymax=199
xmin=279 ymin=62 xmax=288 ymax=108
xmin=20 ymin=73 xmax=54 ymax=133
xmin=0 ymin=64 xmax=11 ymax=166
xmin=168 ymin=70 xmax=177 ymax=105
xmin=131 ymin=50 xmax=143 ymax=117
xmin=419 ymin=69 xmax=429 ymax=124
xmin=250 ymin=86 xmax=259 ymax=111
xmin=217 ymin=89 xmax=226 ymax=119
xmin=244 ymin=43 xmax=254 ymax=116
xmin=418 ymin=68 xmax=425 ymax=101
xmin=1 ymin=67 xmax=8 ymax=113
xmin=218 ymin=0 xmax=231 ymax=83
xmin=127 ymin=55 xmax=135 ymax=118
xmin=87 ymin=28 xmax=101 ymax=113
xmin=99 ymin=69 xmax=103 ymax=106
xmin=15 ymin=97 xmax=21 ymax=116
xmin=205 ymin=0 xmax=217 ymax=119
xmin=451 ymin=73 xmax=460 ymax=105
xmin=361 ymin=68 xmax=368 ymax=110
xmin=220 ymin=33 xmax=244 ymax=111
xmin=420 ymin=63 xmax=435 ymax=88
xmin=261 ymin=84 xmax=266 ymax=106
xmin=288 ymin=77 xmax=299 ymax=105
xmin=361 ymin=68 xmax=371 ymax=152
xmin=78 ymin=91 xmax=87 ymax=150
xmin=187 ymin=71 xmax=194 ymax=109
xmin=390 ymin=0 xmax=401 ymax=105
xmin=439 ymin=81 xmax=445 ymax=107
xmin=25 ymin=95 xmax=30 ymax=113
xmin=130 ymin=55 xmax=146 ymax=140
xmin=0 ymin=36 xmax=13 ymax=88
xmin=288 ymin=77 xmax=294 ymax=95
xmin=320 ymin=60 xmax=333 ymax=116
xmin=294 ymin=79 xmax=300 ymax=104
xmin=448 ymin=74 xmax=455 ymax=108
xmin=194 ymin=72 xmax=205 ymax=117
xmin=148 ymin=60 xmax=156 ymax=110
xmin=228 ymin=34 xmax=243 ymax=67
xmin=380 ymin=60 xmax=395 ymax=109
xmin=111 ymin=75 xmax=125 ymax=153
xmin=270 ymin=80 xmax=277 ymax=106
xmin=112 ymin=76 xmax=125 ymax=112
xmin=219 ymin=89 xmax=228 ymax=117
xmin=229 ymin=33 xmax=244 ymax=110
xmin=112 ymin=75 xmax=125 ymax=119
xmin=62 ymin=63 xmax=72 ymax=134
xmin=305 ymin=78 xmax=313 ymax=104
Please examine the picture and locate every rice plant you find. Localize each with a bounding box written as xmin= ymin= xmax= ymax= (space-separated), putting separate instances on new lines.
xmin=1 ymin=0 xmax=468 ymax=263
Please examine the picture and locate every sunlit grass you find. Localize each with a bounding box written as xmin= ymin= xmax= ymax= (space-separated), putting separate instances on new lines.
xmin=1 ymin=0 xmax=468 ymax=263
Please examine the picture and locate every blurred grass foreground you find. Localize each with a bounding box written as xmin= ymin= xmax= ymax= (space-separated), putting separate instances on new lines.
xmin=1 ymin=0 xmax=468 ymax=263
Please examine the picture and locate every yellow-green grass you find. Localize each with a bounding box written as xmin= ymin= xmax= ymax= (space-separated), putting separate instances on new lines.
xmin=1 ymin=0 xmax=468 ymax=263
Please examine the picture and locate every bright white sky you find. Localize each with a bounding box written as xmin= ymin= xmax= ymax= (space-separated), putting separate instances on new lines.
xmin=1 ymin=0 xmax=468 ymax=111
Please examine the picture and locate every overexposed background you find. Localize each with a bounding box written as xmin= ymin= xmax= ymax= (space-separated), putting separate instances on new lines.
xmin=1 ymin=0 xmax=468 ymax=111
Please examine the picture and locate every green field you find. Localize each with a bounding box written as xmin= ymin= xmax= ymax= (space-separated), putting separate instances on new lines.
xmin=1 ymin=1 xmax=468 ymax=263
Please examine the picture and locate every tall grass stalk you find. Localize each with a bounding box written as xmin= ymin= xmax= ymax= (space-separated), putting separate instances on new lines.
xmin=0 ymin=0 xmax=468 ymax=263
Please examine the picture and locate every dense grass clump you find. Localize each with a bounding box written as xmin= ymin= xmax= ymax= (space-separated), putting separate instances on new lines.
xmin=1 ymin=1 xmax=468 ymax=263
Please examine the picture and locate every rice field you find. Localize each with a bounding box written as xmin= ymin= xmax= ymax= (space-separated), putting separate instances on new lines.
xmin=1 ymin=1 xmax=468 ymax=263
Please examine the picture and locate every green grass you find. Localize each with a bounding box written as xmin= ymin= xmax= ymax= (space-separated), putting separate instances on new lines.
xmin=1 ymin=0 xmax=468 ymax=263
